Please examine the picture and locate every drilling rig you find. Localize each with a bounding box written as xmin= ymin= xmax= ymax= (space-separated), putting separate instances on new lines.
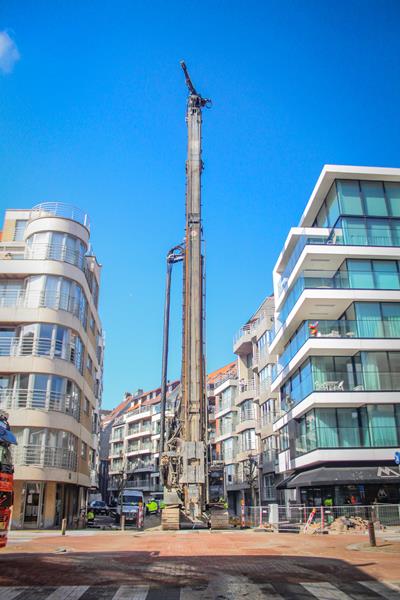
xmin=160 ymin=62 xmax=210 ymax=528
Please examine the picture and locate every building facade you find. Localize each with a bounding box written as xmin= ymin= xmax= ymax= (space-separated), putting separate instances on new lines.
xmin=0 ymin=203 xmax=103 ymax=528
xmin=269 ymin=165 xmax=400 ymax=506
xmin=107 ymin=382 xmax=179 ymax=503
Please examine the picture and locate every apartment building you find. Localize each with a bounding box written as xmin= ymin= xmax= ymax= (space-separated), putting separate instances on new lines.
xmin=0 ymin=203 xmax=103 ymax=528
xmin=269 ymin=165 xmax=400 ymax=507
xmin=226 ymin=296 xmax=278 ymax=512
xmin=107 ymin=382 xmax=179 ymax=503
xmin=98 ymin=394 xmax=137 ymax=502
xmin=208 ymin=362 xmax=237 ymax=502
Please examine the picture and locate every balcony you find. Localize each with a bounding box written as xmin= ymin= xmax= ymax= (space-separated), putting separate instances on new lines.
xmin=271 ymin=267 xmax=400 ymax=347
xmin=24 ymin=242 xmax=86 ymax=270
xmin=0 ymin=289 xmax=87 ymax=325
xmin=0 ymin=388 xmax=80 ymax=421
xmin=30 ymin=202 xmax=90 ymax=230
xmin=126 ymin=425 xmax=152 ymax=438
xmin=281 ymin=366 xmax=400 ymax=414
xmin=296 ymin=426 xmax=400 ymax=457
xmin=126 ymin=406 xmax=151 ymax=422
xmin=278 ymin=220 xmax=400 ymax=297
xmin=233 ymin=325 xmax=254 ymax=354
xmin=14 ymin=445 xmax=77 ymax=470
xmin=126 ymin=442 xmax=152 ymax=456
xmin=273 ymin=317 xmax=400 ymax=382
xmin=127 ymin=460 xmax=156 ymax=473
xmin=237 ymin=379 xmax=257 ymax=401
xmin=0 ymin=335 xmax=84 ymax=373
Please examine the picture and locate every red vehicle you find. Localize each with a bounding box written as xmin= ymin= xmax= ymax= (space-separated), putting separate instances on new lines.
xmin=0 ymin=412 xmax=17 ymax=549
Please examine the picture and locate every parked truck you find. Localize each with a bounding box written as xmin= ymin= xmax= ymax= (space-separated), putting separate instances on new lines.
xmin=115 ymin=488 xmax=144 ymax=526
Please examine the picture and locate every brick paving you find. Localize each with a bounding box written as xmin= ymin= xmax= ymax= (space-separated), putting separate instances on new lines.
xmin=1 ymin=530 xmax=399 ymax=588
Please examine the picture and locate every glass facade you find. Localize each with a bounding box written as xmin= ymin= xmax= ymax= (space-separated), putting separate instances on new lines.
xmin=273 ymin=302 xmax=400 ymax=379
xmin=279 ymin=259 xmax=400 ymax=324
xmin=280 ymin=351 xmax=400 ymax=410
xmin=296 ymin=405 xmax=400 ymax=455
xmin=25 ymin=231 xmax=87 ymax=269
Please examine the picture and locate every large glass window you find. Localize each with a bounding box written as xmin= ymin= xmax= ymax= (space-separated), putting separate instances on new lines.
xmin=372 ymin=260 xmax=399 ymax=289
xmin=361 ymin=181 xmax=388 ymax=217
xmin=385 ymin=182 xmax=400 ymax=217
xmin=337 ymin=180 xmax=363 ymax=215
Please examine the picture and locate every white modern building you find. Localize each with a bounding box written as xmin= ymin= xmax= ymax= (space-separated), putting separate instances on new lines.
xmin=269 ymin=165 xmax=400 ymax=506
xmin=0 ymin=203 xmax=103 ymax=528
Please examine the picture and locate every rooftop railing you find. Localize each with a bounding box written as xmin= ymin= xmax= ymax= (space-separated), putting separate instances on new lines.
xmin=30 ymin=202 xmax=90 ymax=230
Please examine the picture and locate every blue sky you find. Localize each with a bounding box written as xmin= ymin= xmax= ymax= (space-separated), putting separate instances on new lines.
xmin=1 ymin=1 xmax=400 ymax=408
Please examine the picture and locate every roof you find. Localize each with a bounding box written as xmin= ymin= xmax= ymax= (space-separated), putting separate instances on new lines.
xmin=207 ymin=361 xmax=237 ymax=385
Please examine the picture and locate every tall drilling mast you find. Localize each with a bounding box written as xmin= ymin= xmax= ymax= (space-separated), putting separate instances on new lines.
xmin=159 ymin=62 xmax=210 ymax=527
xmin=180 ymin=61 xmax=210 ymax=521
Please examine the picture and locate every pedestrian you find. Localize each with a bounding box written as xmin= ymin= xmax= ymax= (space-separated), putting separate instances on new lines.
xmin=87 ymin=509 xmax=95 ymax=527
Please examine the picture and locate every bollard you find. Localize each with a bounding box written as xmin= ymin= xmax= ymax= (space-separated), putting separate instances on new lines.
xmin=240 ymin=499 xmax=245 ymax=529
xmin=259 ymin=505 xmax=263 ymax=528
xmin=138 ymin=502 xmax=144 ymax=529
xmin=61 ymin=518 xmax=67 ymax=536
xmin=368 ymin=520 xmax=376 ymax=547
xmin=121 ymin=515 xmax=125 ymax=531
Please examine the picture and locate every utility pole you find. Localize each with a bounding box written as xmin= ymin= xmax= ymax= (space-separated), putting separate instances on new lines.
xmin=179 ymin=61 xmax=210 ymax=522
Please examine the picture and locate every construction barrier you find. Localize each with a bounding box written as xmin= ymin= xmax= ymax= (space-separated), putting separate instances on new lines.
xmin=233 ymin=504 xmax=400 ymax=534
xmin=138 ymin=502 xmax=144 ymax=529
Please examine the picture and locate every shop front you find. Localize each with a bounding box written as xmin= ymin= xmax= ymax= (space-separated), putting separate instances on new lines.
xmin=281 ymin=465 xmax=400 ymax=506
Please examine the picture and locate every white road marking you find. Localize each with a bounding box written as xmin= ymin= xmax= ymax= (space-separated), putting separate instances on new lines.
xmin=359 ymin=581 xmax=400 ymax=599
xmin=301 ymin=581 xmax=352 ymax=600
xmin=179 ymin=575 xmax=275 ymax=599
xmin=44 ymin=587 xmax=89 ymax=600
xmin=0 ymin=589 xmax=25 ymax=600
xmin=111 ymin=586 xmax=150 ymax=600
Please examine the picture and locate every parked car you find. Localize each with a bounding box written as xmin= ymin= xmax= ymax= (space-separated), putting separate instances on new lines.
xmin=89 ymin=500 xmax=109 ymax=516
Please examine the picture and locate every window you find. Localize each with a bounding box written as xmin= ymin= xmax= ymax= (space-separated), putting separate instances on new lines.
xmin=84 ymin=397 xmax=90 ymax=414
xmin=385 ymin=182 xmax=400 ymax=217
xmin=361 ymin=181 xmax=388 ymax=217
xmin=81 ymin=441 xmax=87 ymax=460
xmin=337 ymin=180 xmax=363 ymax=215
xmin=89 ymin=314 xmax=95 ymax=333
xmin=13 ymin=220 xmax=27 ymax=241
xmin=86 ymin=354 xmax=93 ymax=375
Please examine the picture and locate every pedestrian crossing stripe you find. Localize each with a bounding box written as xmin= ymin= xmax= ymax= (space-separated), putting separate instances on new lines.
xmin=0 ymin=581 xmax=399 ymax=600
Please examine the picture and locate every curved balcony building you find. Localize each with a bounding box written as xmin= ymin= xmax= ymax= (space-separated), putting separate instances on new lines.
xmin=0 ymin=203 xmax=103 ymax=528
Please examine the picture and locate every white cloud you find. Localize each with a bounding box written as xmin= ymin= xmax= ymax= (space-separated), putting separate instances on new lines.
xmin=0 ymin=31 xmax=20 ymax=74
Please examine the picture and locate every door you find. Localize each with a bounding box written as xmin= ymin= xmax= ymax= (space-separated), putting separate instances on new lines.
xmin=23 ymin=483 xmax=44 ymax=528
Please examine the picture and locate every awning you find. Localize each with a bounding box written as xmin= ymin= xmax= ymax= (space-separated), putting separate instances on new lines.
xmin=283 ymin=466 xmax=400 ymax=489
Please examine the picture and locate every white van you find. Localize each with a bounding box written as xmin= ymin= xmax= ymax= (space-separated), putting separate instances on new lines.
xmin=115 ymin=488 xmax=145 ymax=525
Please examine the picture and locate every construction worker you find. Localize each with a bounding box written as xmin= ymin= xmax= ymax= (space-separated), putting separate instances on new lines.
xmin=87 ymin=509 xmax=95 ymax=527
xmin=146 ymin=498 xmax=159 ymax=515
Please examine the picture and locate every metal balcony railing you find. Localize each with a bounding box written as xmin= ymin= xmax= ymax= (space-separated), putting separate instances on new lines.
xmin=0 ymin=289 xmax=87 ymax=324
xmin=240 ymin=408 xmax=256 ymax=422
xmin=238 ymin=379 xmax=256 ymax=394
xmin=24 ymin=243 xmax=86 ymax=270
xmin=30 ymin=202 xmax=90 ymax=229
xmin=0 ymin=335 xmax=83 ymax=371
xmin=126 ymin=442 xmax=152 ymax=454
xmin=0 ymin=388 xmax=80 ymax=420
xmin=14 ymin=445 xmax=77 ymax=470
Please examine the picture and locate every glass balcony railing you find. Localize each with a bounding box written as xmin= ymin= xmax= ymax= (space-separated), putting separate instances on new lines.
xmin=296 ymin=426 xmax=400 ymax=456
xmin=282 ymin=369 xmax=400 ymax=411
xmin=279 ymin=223 xmax=400 ymax=295
xmin=272 ymin=318 xmax=400 ymax=381
xmin=278 ymin=268 xmax=400 ymax=328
